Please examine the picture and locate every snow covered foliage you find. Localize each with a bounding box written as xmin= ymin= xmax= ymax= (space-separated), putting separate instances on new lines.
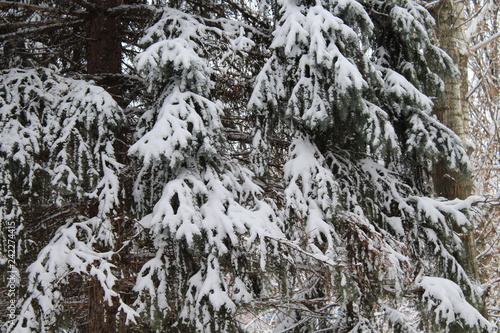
xmin=241 ymin=0 xmax=489 ymax=331
xmin=418 ymin=276 xmax=494 ymax=332
xmin=0 ymin=67 xmax=123 ymax=215
xmin=127 ymin=7 xmax=286 ymax=331
xmin=0 ymin=67 xmax=126 ymax=331
xmin=1 ymin=0 xmax=495 ymax=332
xmin=8 ymin=217 xmax=138 ymax=332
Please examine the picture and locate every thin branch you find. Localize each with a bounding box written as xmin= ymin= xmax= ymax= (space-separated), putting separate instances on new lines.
xmin=0 ymin=19 xmax=78 ymax=31
xmin=264 ymin=235 xmax=346 ymax=268
xmin=225 ymin=129 xmax=253 ymax=144
xmin=0 ymin=19 xmax=85 ymax=41
xmin=474 ymin=166 xmax=500 ymax=172
xmin=466 ymin=61 xmax=491 ymax=99
xmin=422 ymin=0 xmax=442 ymax=9
xmin=107 ymin=3 xmax=157 ymax=15
xmin=476 ymin=231 xmax=500 ymax=260
xmin=481 ymin=278 xmax=500 ymax=290
xmin=72 ymin=0 xmax=99 ymax=11
xmin=0 ymin=1 xmax=88 ymax=17
xmin=470 ymin=31 xmax=500 ymax=53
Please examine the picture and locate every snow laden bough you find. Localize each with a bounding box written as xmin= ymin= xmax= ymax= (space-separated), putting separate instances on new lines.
xmin=0 ymin=68 xmax=132 ymax=332
xmin=128 ymin=1 xmax=493 ymax=332
xmin=244 ymin=0 xmax=494 ymax=332
xmin=8 ymin=217 xmax=139 ymax=332
xmin=129 ymin=8 xmax=286 ymax=331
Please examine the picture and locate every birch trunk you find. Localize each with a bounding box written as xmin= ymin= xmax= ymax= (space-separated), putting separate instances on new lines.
xmin=427 ymin=0 xmax=485 ymax=315
xmin=429 ymin=0 xmax=472 ymax=199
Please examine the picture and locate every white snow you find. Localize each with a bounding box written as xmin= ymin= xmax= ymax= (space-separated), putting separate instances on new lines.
xmin=419 ymin=276 xmax=494 ymax=331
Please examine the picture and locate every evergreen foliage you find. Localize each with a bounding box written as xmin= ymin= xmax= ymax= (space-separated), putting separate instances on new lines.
xmin=0 ymin=0 xmax=494 ymax=332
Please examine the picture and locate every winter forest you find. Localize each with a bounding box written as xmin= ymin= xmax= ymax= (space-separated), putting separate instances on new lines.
xmin=1 ymin=0 xmax=499 ymax=332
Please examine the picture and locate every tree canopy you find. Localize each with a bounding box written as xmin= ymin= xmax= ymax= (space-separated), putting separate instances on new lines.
xmin=0 ymin=0 xmax=495 ymax=332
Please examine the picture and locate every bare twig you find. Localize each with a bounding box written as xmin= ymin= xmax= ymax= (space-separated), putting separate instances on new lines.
xmin=470 ymin=31 xmax=500 ymax=53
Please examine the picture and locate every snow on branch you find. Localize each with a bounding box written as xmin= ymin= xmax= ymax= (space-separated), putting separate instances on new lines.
xmin=9 ymin=217 xmax=138 ymax=332
xmin=419 ymin=276 xmax=495 ymax=332
xmin=470 ymin=31 xmax=500 ymax=53
xmin=0 ymin=68 xmax=124 ymax=211
xmin=129 ymin=89 xmax=221 ymax=169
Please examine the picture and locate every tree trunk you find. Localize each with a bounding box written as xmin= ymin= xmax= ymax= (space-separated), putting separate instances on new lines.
xmin=86 ymin=0 xmax=122 ymax=98
xmin=88 ymin=278 xmax=105 ymax=333
xmin=427 ymin=0 xmax=484 ymax=314
xmin=428 ymin=0 xmax=472 ymax=199
xmin=85 ymin=2 xmax=123 ymax=332
xmin=88 ymin=277 xmax=121 ymax=333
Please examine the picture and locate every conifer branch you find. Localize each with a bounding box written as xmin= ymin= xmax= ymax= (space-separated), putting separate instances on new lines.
xmin=0 ymin=19 xmax=84 ymax=41
xmin=0 ymin=1 xmax=88 ymax=17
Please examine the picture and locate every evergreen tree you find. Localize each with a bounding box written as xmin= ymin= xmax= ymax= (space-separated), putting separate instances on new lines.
xmin=0 ymin=0 xmax=495 ymax=332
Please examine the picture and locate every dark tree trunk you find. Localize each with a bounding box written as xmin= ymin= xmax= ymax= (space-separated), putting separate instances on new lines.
xmin=88 ymin=277 xmax=121 ymax=333
xmin=88 ymin=278 xmax=105 ymax=333
xmin=86 ymin=0 xmax=122 ymax=97
xmin=85 ymin=2 xmax=123 ymax=332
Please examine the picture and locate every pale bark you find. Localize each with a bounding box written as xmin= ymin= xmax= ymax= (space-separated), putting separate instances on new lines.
xmin=427 ymin=0 xmax=485 ymax=315
xmin=428 ymin=0 xmax=474 ymax=199
xmin=428 ymin=0 xmax=471 ymax=200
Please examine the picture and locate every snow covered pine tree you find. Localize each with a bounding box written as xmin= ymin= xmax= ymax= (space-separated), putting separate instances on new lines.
xmin=0 ymin=0 xmax=495 ymax=332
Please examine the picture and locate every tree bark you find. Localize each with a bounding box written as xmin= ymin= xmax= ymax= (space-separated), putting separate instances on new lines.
xmin=427 ymin=0 xmax=484 ymax=314
xmin=88 ymin=278 xmax=105 ymax=333
xmin=86 ymin=0 xmax=122 ymax=97
xmin=88 ymin=277 xmax=121 ymax=333
xmin=428 ymin=0 xmax=472 ymax=197
xmin=85 ymin=2 xmax=123 ymax=332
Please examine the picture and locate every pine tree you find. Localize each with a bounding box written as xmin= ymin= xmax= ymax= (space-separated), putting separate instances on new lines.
xmin=0 ymin=0 xmax=495 ymax=332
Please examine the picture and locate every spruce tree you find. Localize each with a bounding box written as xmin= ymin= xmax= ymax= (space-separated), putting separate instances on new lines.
xmin=0 ymin=0 xmax=495 ymax=332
